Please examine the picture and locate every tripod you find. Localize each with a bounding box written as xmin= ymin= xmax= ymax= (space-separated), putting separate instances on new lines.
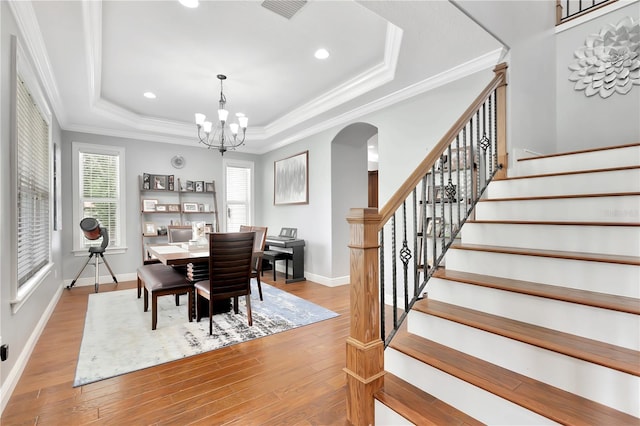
xmin=67 ymin=224 xmax=118 ymax=293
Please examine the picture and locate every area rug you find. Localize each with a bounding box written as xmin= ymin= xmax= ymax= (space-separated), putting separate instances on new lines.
xmin=74 ymin=284 xmax=338 ymax=387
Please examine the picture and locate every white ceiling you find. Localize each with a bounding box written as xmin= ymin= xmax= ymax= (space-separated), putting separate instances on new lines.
xmin=12 ymin=0 xmax=505 ymax=154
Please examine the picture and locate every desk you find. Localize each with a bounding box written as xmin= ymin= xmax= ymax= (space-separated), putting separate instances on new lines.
xmin=264 ymin=237 xmax=306 ymax=283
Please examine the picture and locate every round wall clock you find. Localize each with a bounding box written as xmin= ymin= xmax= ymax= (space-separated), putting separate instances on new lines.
xmin=171 ymin=155 xmax=185 ymax=169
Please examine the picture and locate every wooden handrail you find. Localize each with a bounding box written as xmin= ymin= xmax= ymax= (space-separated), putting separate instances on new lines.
xmin=378 ymin=63 xmax=508 ymax=227
xmin=555 ymin=0 xmax=618 ymax=25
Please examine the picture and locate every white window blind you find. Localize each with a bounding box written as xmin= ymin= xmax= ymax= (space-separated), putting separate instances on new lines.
xmin=16 ymin=75 xmax=50 ymax=288
xmin=225 ymin=164 xmax=252 ymax=232
xmin=78 ymin=150 xmax=122 ymax=248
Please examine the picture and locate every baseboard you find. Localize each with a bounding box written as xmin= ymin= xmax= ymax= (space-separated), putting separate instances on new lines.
xmin=63 ymin=272 xmax=137 ymax=288
xmin=303 ymin=271 xmax=350 ymax=287
xmin=0 ymin=283 xmax=64 ymax=416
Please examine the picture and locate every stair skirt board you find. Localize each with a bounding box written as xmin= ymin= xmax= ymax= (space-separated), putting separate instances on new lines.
xmin=445 ymin=249 xmax=640 ymax=298
xmin=488 ymin=168 xmax=640 ymax=198
xmin=475 ymin=195 xmax=640 ymax=223
xmin=385 ymin=347 xmax=559 ymax=425
xmin=426 ymin=278 xmax=640 ymax=350
xmin=374 ymin=401 xmax=414 ymax=426
xmin=513 ymin=144 xmax=640 ymax=176
xmin=461 ymin=223 xmax=640 ymax=257
xmin=406 ymin=311 xmax=640 ymax=417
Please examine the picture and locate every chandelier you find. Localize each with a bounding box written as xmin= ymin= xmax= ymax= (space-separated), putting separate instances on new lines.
xmin=194 ymin=74 xmax=248 ymax=155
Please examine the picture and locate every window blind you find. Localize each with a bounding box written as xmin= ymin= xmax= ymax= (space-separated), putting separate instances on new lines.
xmin=79 ymin=151 xmax=120 ymax=247
xmin=226 ymin=165 xmax=251 ymax=232
xmin=16 ymin=76 xmax=50 ymax=287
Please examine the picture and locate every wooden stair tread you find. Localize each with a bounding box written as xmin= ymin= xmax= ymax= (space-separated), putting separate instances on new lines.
xmin=432 ymin=269 xmax=640 ymax=315
xmin=413 ymin=299 xmax=640 ymax=376
xmin=501 ymin=164 xmax=640 ymax=181
xmin=479 ymin=191 xmax=640 ymax=202
xmin=516 ymin=142 xmax=640 ymax=162
xmin=466 ymin=219 xmax=640 ymax=227
xmin=450 ymin=242 xmax=640 ymax=266
xmin=375 ymin=372 xmax=483 ymax=426
xmin=390 ymin=330 xmax=640 ymax=425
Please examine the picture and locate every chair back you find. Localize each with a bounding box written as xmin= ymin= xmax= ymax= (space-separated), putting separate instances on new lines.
xmin=207 ymin=231 xmax=255 ymax=297
xmin=167 ymin=225 xmax=192 ymax=243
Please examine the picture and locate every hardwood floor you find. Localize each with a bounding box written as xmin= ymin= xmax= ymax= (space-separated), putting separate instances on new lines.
xmin=2 ymin=276 xmax=351 ymax=425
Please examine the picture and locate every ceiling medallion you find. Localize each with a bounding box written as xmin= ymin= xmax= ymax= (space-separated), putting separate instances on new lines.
xmin=568 ymin=16 xmax=640 ymax=99
xmin=194 ymin=74 xmax=249 ymax=155
xmin=171 ymin=155 xmax=185 ymax=169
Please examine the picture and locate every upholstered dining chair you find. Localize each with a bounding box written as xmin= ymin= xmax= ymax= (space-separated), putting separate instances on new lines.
xmin=239 ymin=225 xmax=268 ymax=300
xmin=194 ymin=231 xmax=255 ymax=335
xmin=167 ymin=225 xmax=192 ymax=243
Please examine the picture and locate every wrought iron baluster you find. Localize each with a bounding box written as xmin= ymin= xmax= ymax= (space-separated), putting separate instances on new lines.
xmin=391 ymin=214 xmax=398 ymax=329
xmin=400 ymin=201 xmax=411 ymax=312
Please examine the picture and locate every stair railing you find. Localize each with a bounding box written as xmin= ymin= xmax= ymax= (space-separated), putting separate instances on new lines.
xmin=344 ymin=63 xmax=508 ymax=426
xmin=556 ymin=0 xmax=618 ymax=25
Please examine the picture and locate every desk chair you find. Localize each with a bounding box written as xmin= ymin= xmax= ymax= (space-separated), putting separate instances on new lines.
xmin=240 ymin=225 xmax=268 ymax=300
xmin=195 ymin=232 xmax=255 ymax=334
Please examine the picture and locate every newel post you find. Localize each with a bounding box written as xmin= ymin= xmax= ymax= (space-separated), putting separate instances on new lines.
xmin=494 ymin=62 xmax=508 ymax=180
xmin=345 ymin=208 xmax=385 ymax=426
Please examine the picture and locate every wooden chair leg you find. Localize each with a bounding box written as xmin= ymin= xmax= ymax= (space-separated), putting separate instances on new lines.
xmin=152 ymin=294 xmax=158 ymax=330
xmin=256 ymin=274 xmax=263 ymax=301
xmin=143 ymin=287 xmax=149 ymax=312
xmin=208 ymin=298 xmax=214 ymax=335
xmin=272 ymin=260 xmax=277 ymax=281
xmin=187 ymin=289 xmax=194 ymax=323
xmin=137 ymin=277 xmax=142 ymax=298
xmin=245 ymin=294 xmax=252 ymax=326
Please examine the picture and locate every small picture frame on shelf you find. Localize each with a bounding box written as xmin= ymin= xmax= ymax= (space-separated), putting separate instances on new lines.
xmin=152 ymin=174 xmax=167 ymax=190
xmin=205 ymin=182 xmax=215 ymax=192
xmin=195 ymin=181 xmax=204 ymax=192
xmin=186 ymin=180 xmax=194 ymax=191
xmin=167 ymin=204 xmax=180 ymax=212
xmin=142 ymin=173 xmax=151 ymax=190
xmin=204 ymin=224 xmax=212 ymax=233
xmin=142 ymin=199 xmax=158 ymax=212
xmin=155 ymin=204 xmax=167 ymax=212
xmin=143 ymin=222 xmax=157 ymax=236
xmin=168 ymin=175 xmax=175 ymax=191
xmin=425 ymin=217 xmax=443 ymax=237
xmin=198 ymin=203 xmax=204 ymax=212
xmin=182 ymin=202 xmax=199 ymax=212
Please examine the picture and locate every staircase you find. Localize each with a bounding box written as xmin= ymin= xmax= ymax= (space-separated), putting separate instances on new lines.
xmin=375 ymin=143 xmax=640 ymax=425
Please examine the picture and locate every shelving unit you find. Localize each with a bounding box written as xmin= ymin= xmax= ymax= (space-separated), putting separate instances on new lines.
xmin=139 ymin=175 xmax=219 ymax=261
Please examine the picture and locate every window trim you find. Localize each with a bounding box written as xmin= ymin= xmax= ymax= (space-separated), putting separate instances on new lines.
xmin=9 ymin=35 xmax=54 ymax=313
xmin=223 ymin=159 xmax=254 ymax=232
xmin=71 ymin=142 xmax=127 ymax=255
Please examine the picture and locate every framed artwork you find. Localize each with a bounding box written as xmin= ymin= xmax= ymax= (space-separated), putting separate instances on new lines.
xmin=152 ymin=174 xmax=167 ymax=190
xmin=168 ymin=175 xmax=175 ymax=191
xmin=155 ymin=204 xmax=167 ymax=212
xmin=182 ymin=202 xmax=199 ymax=212
xmin=167 ymin=204 xmax=181 ymax=212
xmin=427 ymin=185 xmax=460 ymax=203
xmin=142 ymin=199 xmax=158 ymax=212
xmin=186 ymin=180 xmax=194 ymax=191
xmin=447 ymin=146 xmax=472 ymax=171
xmin=425 ymin=217 xmax=443 ymax=237
xmin=143 ymin=222 xmax=157 ymax=236
xmin=205 ymin=182 xmax=215 ymax=192
xmin=195 ymin=181 xmax=204 ymax=192
xmin=274 ymin=150 xmax=309 ymax=205
xmin=142 ymin=173 xmax=151 ymax=190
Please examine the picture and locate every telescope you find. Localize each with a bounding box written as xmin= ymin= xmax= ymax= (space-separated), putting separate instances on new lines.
xmin=67 ymin=218 xmax=118 ymax=292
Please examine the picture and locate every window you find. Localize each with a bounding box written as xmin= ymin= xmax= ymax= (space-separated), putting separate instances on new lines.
xmin=72 ymin=143 xmax=126 ymax=252
xmin=10 ymin=34 xmax=53 ymax=309
xmin=224 ymin=160 xmax=253 ymax=232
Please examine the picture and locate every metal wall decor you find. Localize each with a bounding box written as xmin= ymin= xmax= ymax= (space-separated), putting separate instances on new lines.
xmin=568 ymin=16 xmax=640 ymax=99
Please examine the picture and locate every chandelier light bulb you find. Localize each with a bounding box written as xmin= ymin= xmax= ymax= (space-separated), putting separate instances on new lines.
xmin=229 ymin=123 xmax=239 ymax=135
xmin=203 ymin=121 xmax=212 ymax=134
xmin=238 ymin=115 xmax=248 ymax=129
xmin=195 ymin=113 xmax=206 ymax=126
xmin=218 ymin=108 xmax=229 ymax=122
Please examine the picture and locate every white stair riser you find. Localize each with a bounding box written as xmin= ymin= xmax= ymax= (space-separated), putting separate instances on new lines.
xmin=488 ymin=168 xmax=640 ymax=198
xmin=385 ymin=348 xmax=557 ymax=425
xmin=513 ymin=145 xmax=640 ymax=176
xmin=374 ymin=402 xmax=413 ymax=426
xmin=445 ymin=249 xmax=640 ymax=298
xmin=427 ymin=278 xmax=640 ymax=350
xmin=475 ymin=196 xmax=640 ymax=222
xmin=461 ymin=223 xmax=640 ymax=256
xmin=407 ymin=312 xmax=640 ymax=417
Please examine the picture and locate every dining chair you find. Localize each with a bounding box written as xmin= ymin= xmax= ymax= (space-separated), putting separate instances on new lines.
xmin=239 ymin=225 xmax=268 ymax=300
xmin=195 ymin=231 xmax=255 ymax=335
xmin=167 ymin=225 xmax=192 ymax=243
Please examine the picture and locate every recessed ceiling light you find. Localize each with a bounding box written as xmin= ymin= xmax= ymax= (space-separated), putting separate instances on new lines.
xmin=143 ymin=92 xmax=156 ymax=99
xmin=314 ymin=48 xmax=329 ymax=60
xmin=179 ymin=0 xmax=199 ymax=8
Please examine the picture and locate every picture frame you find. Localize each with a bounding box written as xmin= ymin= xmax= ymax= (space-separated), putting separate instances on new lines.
xmin=152 ymin=174 xmax=167 ymax=190
xmin=425 ymin=217 xmax=443 ymax=237
xmin=167 ymin=203 xmax=181 ymax=212
xmin=142 ymin=173 xmax=151 ymax=190
xmin=182 ymin=202 xmax=199 ymax=212
xmin=186 ymin=180 xmax=194 ymax=191
xmin=274 ymin=150 xmax=309 ymax=205
xmin=168 ymin=175 xmax=175 ymax=191
xmin=155 ymin=204 xmax=167 ymax=212
xmin=142 ymin=199 xmax=158 ymax=212
xmin=143 ymin=222 xmax=157 ymax=236
xmin=205 ymin=182 xmax=215 ymax=192
xmin=195 ymin=181 xmax=204 ymax=192
xmin=447 ymin=146 xmax=473 ymax=171
xmin=427 ymin=185 xmax=459 ymax=203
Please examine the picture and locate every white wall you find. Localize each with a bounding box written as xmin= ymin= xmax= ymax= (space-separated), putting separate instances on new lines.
xmin=555 ymin=2 xmax=640 ymax=150
xmin=0 ymin=1 xmax=64 ymax=409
